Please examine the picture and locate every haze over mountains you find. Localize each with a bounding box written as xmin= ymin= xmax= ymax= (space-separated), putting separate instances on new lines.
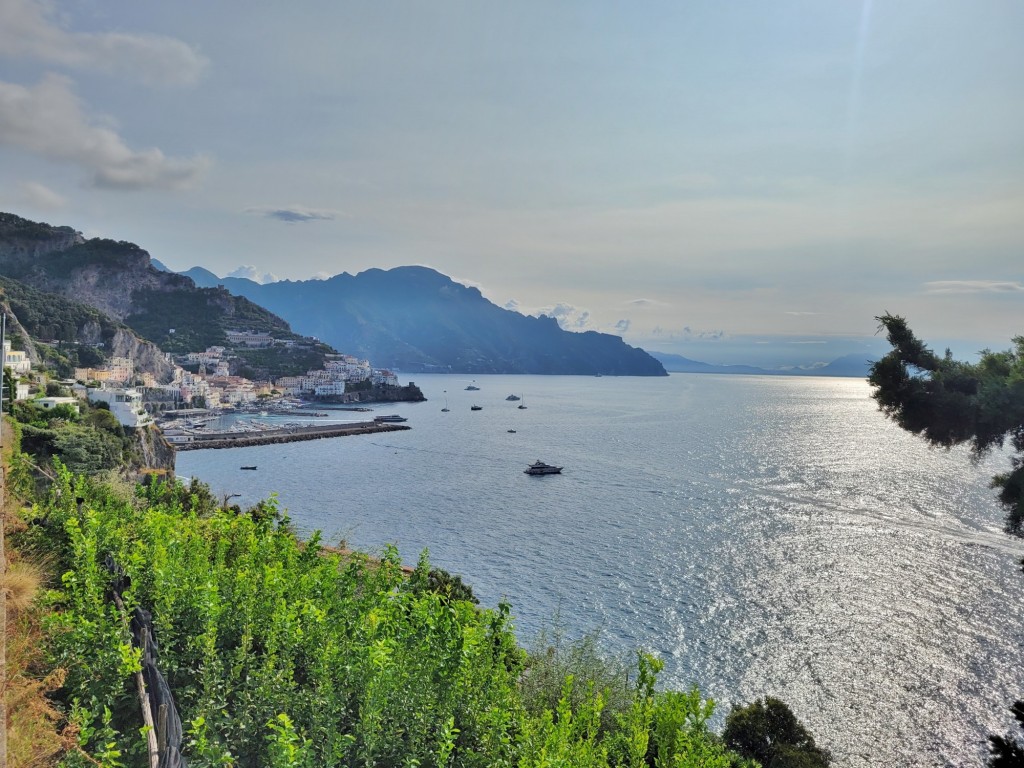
xmin=0 ymin=211 xmax=873 ymax=377
xmin=180 ymin=264 xmax=666 ymax=376
xmin=0 ymin=212 xmax=666 ymax=376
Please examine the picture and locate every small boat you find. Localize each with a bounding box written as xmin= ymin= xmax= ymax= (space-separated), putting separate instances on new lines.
xmin=517 ymin=397 xmax=527 ymax=410
xmin=241 ymin=465 xmax=257 ymax=471
xmin=471 ymin=405 xmax=483 ymax=411
xmin=524 ymin=460 xmax=562 ymax=475
xmin=465 ymin=384 xmax=480 ymax=391
xmin=374 ymin=414 xmax=408 ymax=423
xmin=442 ymin=393 xmax=450 ymax=412
xmin=505 ymin=394 xmax=521 ymax=401
xmin=507 ymin=429 xmax=517 ymax=433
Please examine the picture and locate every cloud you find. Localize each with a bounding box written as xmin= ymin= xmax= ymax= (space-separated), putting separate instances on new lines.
xmin=627 ymin=298 xmax=669 ymax=307
xmin=226 ymin=265 xmax=279 ymax=284
xmin=504 ymin=299 xmax=521 ymax=312
xmin=19 ymin=180 xmax=64 ymax=209
xmin=539 ymin=303 xmax=592 ymax=330
xmin=681 ymin=326 xmax=727 ymax=341
xmin=247 ymin=206 xmax=336 ymax=224
xmin=0 ymin=75 xmax=209 ymax=189
xmin=614 ymin=319 xmax=631 ymax=334
xmin=0 ymin=0 xmax=207 ymax=86
xmin=924 ymin=280 xmax=1024 ymax=294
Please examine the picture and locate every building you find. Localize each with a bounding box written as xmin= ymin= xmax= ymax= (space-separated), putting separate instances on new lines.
xmin=226 ymin=331 xmax=274 ymax=347
xmin=87 ymin=387 xmax=154 ymax=428
xmin=2 ymin=340 xmax=31 ymax=374
xmin=36 ymin=396 xmax=80 ymax=414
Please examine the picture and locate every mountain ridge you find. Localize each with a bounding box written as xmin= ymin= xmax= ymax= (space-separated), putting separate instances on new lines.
xmin=182 ymin=264 xmax=668 ymax=376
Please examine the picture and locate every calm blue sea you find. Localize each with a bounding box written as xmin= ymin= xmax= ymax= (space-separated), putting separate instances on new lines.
xmin=176 ymin=373 xmax=1024 ymax=767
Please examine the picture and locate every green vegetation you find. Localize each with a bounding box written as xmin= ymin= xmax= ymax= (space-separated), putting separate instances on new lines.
xmin=869 ymin=315 xmax=1024 ymax=765
xmin=232 ymin=343 xmax=333 ymax=380
xmin=0 ymin=276 xmax=121 ymax=367
xmin=5 ymin=459 xmax=791 ymax=767
xmin=9 ymin=398 xmax=134 ymax=476
xmin=722 ymin=698 xmax=830 ymax=767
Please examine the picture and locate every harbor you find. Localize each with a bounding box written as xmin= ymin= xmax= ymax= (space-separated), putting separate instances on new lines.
xmin=159 ymin=406 xmax=412 ymax=451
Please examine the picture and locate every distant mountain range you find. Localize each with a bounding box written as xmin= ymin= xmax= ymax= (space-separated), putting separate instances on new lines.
xmin=647 ymin=351 xmax=873 ymax=378
xmin=180 ymin=265 xmax=667 ymax=376
xmin=0 ymin=212 xmax=666 ymax=377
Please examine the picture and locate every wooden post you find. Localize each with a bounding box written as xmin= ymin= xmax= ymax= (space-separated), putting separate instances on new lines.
xmin=110 ymin=591 xmax=159 ymax=768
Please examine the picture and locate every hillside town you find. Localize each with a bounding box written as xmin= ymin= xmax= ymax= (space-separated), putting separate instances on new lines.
xmin=5 ymin=328 xmax=402 ymax=430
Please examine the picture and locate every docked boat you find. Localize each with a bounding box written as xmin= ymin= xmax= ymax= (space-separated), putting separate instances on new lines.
xmin=524 ymin=460 xmax=562 ymax=475
xmin=374 ymin=414 xmax=408 ymax=423
xmin=505 ymin=394 xmax=521 ymax=401
xmin=471 ymin=405 xmax=483 ymax=411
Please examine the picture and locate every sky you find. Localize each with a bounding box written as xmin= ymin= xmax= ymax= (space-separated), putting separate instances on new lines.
xmin=0 ymin=0 xmax=1021 ymax=367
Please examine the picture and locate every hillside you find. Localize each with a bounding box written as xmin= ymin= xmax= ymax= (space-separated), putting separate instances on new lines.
xmin=0 ymin=274 xmax=176 ymax=381
xmin=0 ymin=213 xmax=335 ymax=378
xmin=183 ymin=266 xmax=667 ymax=376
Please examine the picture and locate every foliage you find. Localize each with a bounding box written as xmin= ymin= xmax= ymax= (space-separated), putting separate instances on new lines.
xmin=0 ymin=275 xmax=121 ymax=350
xmin=722 ymin=697 xmax=830 ymax=767
xmin=869 ymin=315 xmax=1024 ymax=767
xmin=12 ymin=399 xmax=132 ymax=475
xmin=125 ymin=287 xmax=295 ymax=355
xmin=869 ymin=314 xmax=1024 ymax=535
xmin=520 ymin=622 xmax=633 ymax=735
xmin=230 ymin=343 xmax=333 ymax=381
xmin=989 ymin=701 xmax=1024 ymax=767
xmin=17 ymin=465 xmax=765 ymax=768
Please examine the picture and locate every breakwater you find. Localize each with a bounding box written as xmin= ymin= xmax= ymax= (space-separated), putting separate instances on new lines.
xmin=173 ymin=421 xmax=410 ymax=451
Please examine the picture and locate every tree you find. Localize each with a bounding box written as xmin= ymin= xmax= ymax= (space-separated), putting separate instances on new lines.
xmin=869 ymin=314 xmax=1024 ymax=765
xmin=722 ymin=697 xmax=830 ymax=768
xmin=869 ymin=314 xmax=1024 ymax=532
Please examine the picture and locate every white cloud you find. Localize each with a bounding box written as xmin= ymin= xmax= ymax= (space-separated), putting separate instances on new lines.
xmin=537 ymin=303 xmax=592 ymax=330
xmin=681 ymin=326 xmax=727 ymax=341
xmin=19 ymin=179 xmax=64 ymax=209
xmin=627 ymin=298 xmax=669 ymax=307
xmin=0 ymin=0 xmax=207 ymax=86
xmin=614 ymin=319 xmax=631 ymax=334
xmin=924 ymin=280 xmax=1024 ymax=294
xmin=0 ymin=75 xmax=209 ymax=189
xmin=226 ymin=265 xmax=279 ymax=284
xmin=246 ymin=205 xmax=337 ymax=224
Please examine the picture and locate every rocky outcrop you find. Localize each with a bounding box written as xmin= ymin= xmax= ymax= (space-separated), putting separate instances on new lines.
xmin=110 ymin=329 xmax=175 ymax=384
xmin=134 ymin=424 xmax=176 ymax=473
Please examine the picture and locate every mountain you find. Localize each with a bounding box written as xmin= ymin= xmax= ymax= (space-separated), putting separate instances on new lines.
xmin=647 ymin=351 xmax=873 ymax=378
xmin=0 ymin=274 xmax=176 ymax=382
xmin=183 ymin=265 xmax=667 ymax=376
xmin=0 ymin=213 xmax=334 ymax=378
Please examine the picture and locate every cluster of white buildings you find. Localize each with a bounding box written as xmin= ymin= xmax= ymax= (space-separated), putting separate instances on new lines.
xmin=274 ymin=354 xmax=398 ymax=398
xmin=29 ymin=329 xmax=400 ymax=426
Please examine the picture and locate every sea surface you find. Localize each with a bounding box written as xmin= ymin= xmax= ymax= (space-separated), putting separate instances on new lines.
xmin=176 ymin=373 xmax=1024 ymax=766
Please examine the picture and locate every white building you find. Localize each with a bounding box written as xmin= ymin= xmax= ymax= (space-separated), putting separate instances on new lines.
xmin=2 ymin=340 xmax=31 ymax=374
xmin=37 ymin=396 xmax=80 ymax=414
xmin=87 ymin=387 xmax=154 ymax=428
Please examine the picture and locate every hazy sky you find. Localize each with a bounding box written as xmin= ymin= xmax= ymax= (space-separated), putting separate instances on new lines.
xmin=1 ymin=0 xmax=1021 ymax=365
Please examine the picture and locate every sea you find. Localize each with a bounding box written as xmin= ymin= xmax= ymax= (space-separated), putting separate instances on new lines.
xmin=176 ymin=373 xmax=1024 ymax=767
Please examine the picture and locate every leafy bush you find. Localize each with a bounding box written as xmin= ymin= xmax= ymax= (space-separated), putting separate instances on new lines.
xmin=22 ymin=468 xmax=780 ymax=768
